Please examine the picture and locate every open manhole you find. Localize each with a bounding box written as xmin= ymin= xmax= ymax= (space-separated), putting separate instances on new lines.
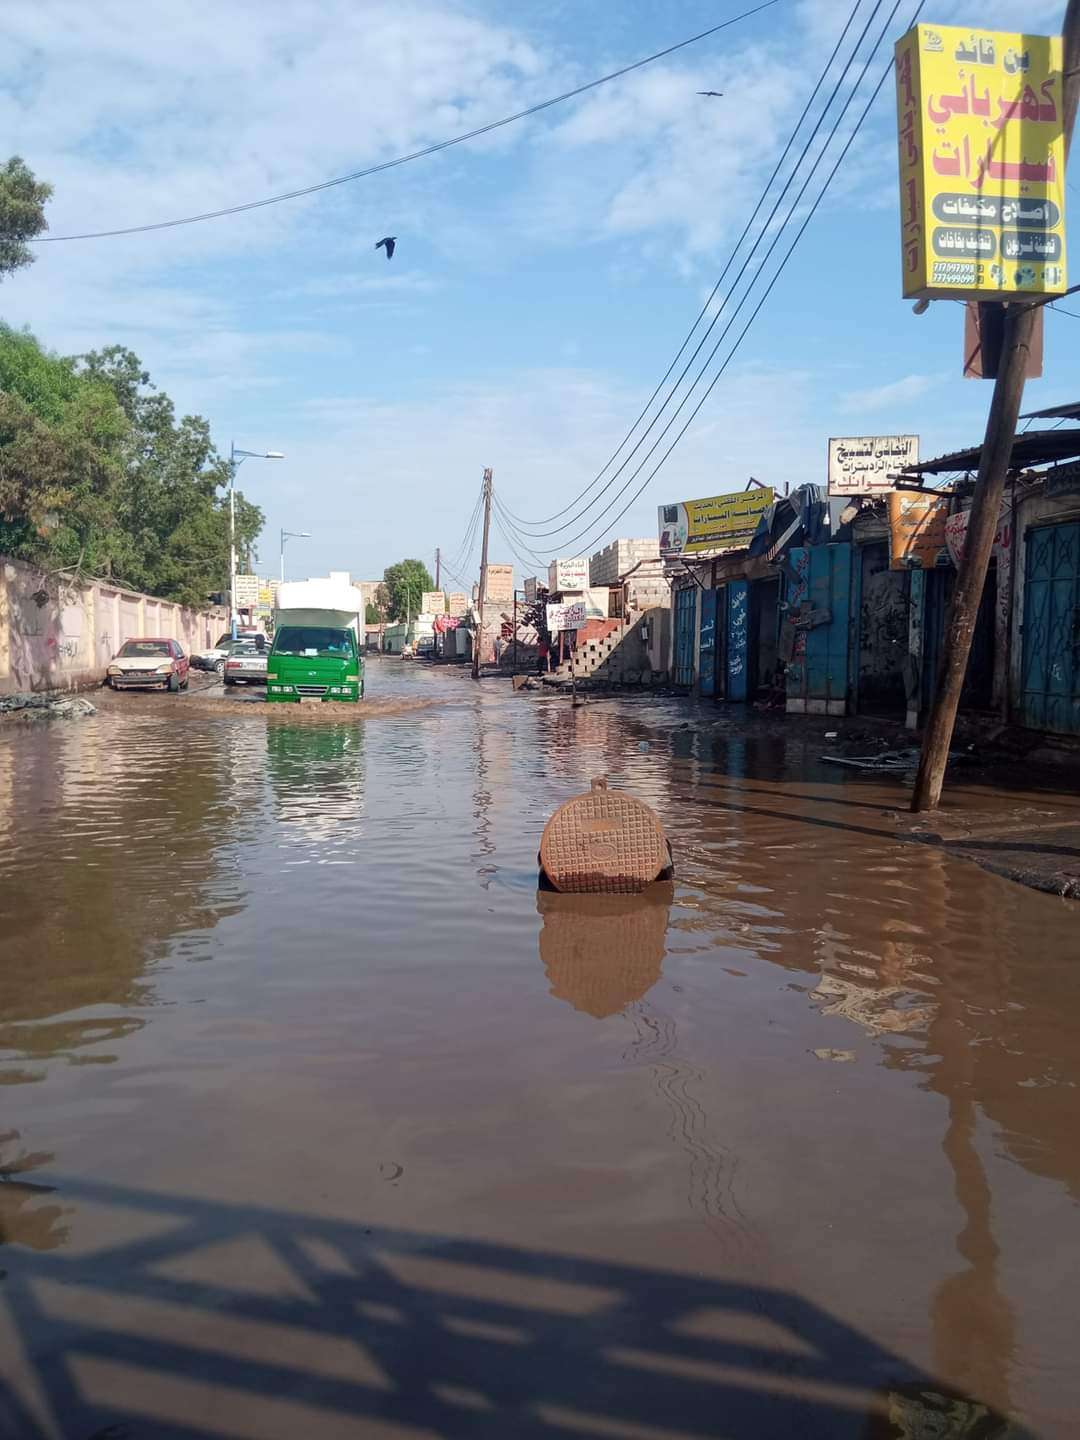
xmin=540 ymin=778 xmax=669 ymax=894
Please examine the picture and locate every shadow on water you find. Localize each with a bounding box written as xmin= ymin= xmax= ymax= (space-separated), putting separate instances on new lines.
xmin=0 ymin=1176 xmax=1028 ymax=1440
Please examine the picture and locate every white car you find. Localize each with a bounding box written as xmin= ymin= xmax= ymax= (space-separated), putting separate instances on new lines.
xmin=192 ymin=630 xmax=267 ymax=673
xmin=223 ymin=638 xmax=268 ymax=687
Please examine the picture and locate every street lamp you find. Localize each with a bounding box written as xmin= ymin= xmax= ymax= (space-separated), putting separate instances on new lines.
xmin=229 ymin=442 xmax=283 ymax=638
xmin=280 ymin=528 xmax=312 ymax=583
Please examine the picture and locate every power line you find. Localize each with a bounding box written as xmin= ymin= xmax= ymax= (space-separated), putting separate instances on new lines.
xmin=1051 ymin=304 xmax=1080 ymax=318
xmin=500 ymin=0 xmax=868 ymax=533
xmin=491 ymin=503 xmax=549 ymax=579
xmin=564 ymin=1 xmax=922 ymax=559
xmin=491 ymin=493 xmax=551 ymax=566
xmin=519 ymin=0 xmax=904 ymax=559
xmin=449 ymin=486 xmax=484 ymax=574
xmin=34 ymin=3 xmax=780 ymax=245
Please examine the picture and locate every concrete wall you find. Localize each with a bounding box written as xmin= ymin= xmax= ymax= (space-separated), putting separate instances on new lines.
xmin=590 ymin=539 xmax=657 ymax=587
xmin=0 ymin=555 xmax=228 ymax=695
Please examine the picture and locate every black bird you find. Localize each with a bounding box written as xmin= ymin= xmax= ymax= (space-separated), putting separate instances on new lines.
xmin=697 ymin=91 xmax=723 ymax=97
xmin=375 ymin=236 xmax=397 ymax=260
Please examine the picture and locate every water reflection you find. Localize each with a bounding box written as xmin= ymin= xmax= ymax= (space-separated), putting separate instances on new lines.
xmin=0 ymin=718 xmax=250 ymax=1080
xmin=537 ymin=885 xmax=672 ymax=1018
xmin=0 ymin=1135 xmax=69 ymax=1252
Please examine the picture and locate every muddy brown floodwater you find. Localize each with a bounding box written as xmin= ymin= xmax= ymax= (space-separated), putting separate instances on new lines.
xmin=1 ymin=660 xmax=1079 ymax=1439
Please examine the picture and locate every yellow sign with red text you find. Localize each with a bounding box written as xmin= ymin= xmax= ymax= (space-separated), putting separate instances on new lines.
xmin=895 ymin=24 xmax=1066 ymax=300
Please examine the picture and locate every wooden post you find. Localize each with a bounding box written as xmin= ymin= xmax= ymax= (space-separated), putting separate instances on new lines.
xmin=911 ymin=0 xmax=1079 ymax=812
xmin=435 ymin=546 xmax=440 ymax=592
xmin=472 ymin=469 xmax=493 ymax=681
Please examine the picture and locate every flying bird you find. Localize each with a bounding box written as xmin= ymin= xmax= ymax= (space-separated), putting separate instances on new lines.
xmin=697 ymin=91 xmax=724 ymax=97
xmin=375 ymin=236 xmax=397 ymax=260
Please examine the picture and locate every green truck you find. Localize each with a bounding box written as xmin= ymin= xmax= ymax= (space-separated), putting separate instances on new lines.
xmin=266 ymin=580 xmax=364 ymax=703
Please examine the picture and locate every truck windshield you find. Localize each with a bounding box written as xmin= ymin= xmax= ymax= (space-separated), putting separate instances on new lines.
xmin=273 ymin=627 xmax=354 ymax=657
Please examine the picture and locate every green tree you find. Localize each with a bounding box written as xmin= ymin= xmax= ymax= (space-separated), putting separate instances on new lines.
xmin=0 ymin=325 xmax=128 ymax=574
xmin=0 ymin=328 xmax=263 ymax=604
xmin=75 ymin=345 xmax=263 ymax=606
xmin=365 ymin=602 xmax=382 ymax=624
xmin=0 ymin=158 xmax=53 ymax=280
xmin=382 ymin=559 xmax=434 ymax=620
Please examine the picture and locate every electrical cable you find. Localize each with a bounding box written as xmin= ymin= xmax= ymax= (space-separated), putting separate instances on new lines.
xmin=491 ymin=504 xmax=550 ymax=580
xmin=33 ymin=3 xmax=780 ymax=244
xmin=500 ymin=0 xmax=870 ymax=532
xmin=491 ymin=493 xmax=552 ymax=566
xmin=565 ymin=0 xmax=923 ymax=558
xmin=449 ymin=486 xmax=484 ymax=573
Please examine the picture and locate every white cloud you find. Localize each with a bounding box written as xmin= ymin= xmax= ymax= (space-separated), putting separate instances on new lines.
xmin=841 ymin=373 xmax=941 ymax=415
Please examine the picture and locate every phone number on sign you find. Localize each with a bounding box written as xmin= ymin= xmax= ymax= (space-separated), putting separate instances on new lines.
xmin=931 ymin=260 xmax=978 ymax=285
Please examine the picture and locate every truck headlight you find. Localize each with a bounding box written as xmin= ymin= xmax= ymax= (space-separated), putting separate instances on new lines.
xmin=107 ymin=665 xmax=121 ymax=676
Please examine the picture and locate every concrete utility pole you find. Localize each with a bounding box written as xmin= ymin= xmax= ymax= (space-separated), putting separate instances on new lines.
xmin=435 ymin=547 xmax=441 ymax=592
xmin=911 ymin=0 xmax=1079 ymax=812
xmin=472 ymin=468 xmax=493 ymax=681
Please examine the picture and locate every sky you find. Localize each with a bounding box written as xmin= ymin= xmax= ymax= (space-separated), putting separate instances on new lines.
xmin=1 ymin=0 xmax=1075 ymax=591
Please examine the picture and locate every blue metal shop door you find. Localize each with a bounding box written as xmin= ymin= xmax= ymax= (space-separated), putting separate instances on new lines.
xmin=699 ymin=589 xmax=719 ymax=696
xmin=726 ymin=580 xmax=749 ymax=702
xmin=1020 ymin=521 xmax=1080 ymax=734
xmin=673 ymin=585 xmax=696 ymax=688
xmin=784 ymin=545 xmax=852 ymax=713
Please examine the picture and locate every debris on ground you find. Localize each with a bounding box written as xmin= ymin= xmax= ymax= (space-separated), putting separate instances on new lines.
xmin=0 ymin=692 xmax=96 ymax=720
xmin=812 ymin=1048 xmax=857 ymax=1063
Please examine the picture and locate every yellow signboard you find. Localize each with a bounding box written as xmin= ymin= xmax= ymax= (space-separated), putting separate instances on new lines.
xmin=658 ymin=488 xmax=774 ymax=555
xmin=888 ymin=491 xmax=951 ymax=570
xmin=895 ymin=24 xmax=1066 ymax=300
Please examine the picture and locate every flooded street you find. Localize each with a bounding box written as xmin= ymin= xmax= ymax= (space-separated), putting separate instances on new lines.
xmin=2 ymin=662 xmax=1079 ymax=1439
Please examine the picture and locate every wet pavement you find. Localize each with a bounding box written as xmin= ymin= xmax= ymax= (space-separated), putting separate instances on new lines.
xmin=1 ymin=659 xmax=1079 ymax=1439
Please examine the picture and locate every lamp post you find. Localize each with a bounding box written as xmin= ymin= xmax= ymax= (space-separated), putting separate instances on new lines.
xmin=229 ymin=442 xmax=283 ymax=638
xmin=280 ymin=528 xmax=311 ymax=583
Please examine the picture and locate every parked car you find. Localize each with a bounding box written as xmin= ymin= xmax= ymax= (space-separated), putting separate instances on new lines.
xmin=223 ymin=637 xmax=268 ymax=687
xmin=192 ymin=629 xmax=268 ymax=673
xmin=106 ymin=638 xmax=189 ymax=691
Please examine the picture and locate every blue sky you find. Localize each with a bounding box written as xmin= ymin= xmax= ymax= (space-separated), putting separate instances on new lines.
xmin=1 ymin=0 xmax=1074 ymax=588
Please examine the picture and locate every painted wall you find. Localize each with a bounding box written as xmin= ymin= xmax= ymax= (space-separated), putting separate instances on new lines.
xmin=0 ymin=555 xmax=228 ymax=695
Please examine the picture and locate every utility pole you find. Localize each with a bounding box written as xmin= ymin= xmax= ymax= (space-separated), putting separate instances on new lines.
xmin=911 ymin=0 xmax=1079 ymax=812
xmin=472 ymin=468 xmax=493 ymax=681
xmin=435 ymin=547 xmax=441 ymax=592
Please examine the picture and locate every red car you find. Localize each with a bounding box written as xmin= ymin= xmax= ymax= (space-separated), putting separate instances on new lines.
xmin=106 ymin=637 xmax=190 ymax=691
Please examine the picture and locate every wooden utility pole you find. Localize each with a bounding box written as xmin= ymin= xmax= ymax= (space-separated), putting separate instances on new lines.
xmin=435 ymin=547 xmax=441 ymax=591
xmin=911 ymin=0 xmax=1079 ymax=812
xmin=472 ymin=468 xmax=493 ymax=681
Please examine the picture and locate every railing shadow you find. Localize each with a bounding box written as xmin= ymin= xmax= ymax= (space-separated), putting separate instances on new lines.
xmin=0 ymin=1175 xmax=1030 ymax=1439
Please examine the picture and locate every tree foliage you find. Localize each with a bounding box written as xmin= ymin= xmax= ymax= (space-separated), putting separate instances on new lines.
xmin=382 ymin=559 xmax=435 ymax=620
xmin=0 ymin=158 xmax=53 ymax=280
xmin=0 ymin=326 xmax=264 ymax=606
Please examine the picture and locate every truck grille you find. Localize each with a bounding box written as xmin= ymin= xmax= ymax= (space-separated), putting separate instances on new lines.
xmin=295 ymin=685 xmax=328 ymax=697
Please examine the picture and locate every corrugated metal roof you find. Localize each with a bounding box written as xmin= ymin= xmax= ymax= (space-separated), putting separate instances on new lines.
xmin=903 ymin=429 xmax=1080 ymax=476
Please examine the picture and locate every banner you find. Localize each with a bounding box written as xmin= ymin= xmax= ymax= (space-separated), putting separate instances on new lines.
xmin=888 ymin=492 xmax=951 ymax=570
xmin=421 ymin=591 xmax=445 ymax=614
xmin=524 ymin=577 xmax=538 ymax=603
xmin=828 ymin=436 xmax=919 ymax=494
xmin=546 ymin=601 xmax=587 ymax=632
xmin=658 ymin=488 xmax=774 ymax=555
xmin=895 ymin=24 xmax=1067 ymax=300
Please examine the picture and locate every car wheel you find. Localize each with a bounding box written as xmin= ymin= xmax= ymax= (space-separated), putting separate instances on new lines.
xmin=215 ymin=659 xmax=225 ymax=674
xmin=168 ymin=672 xmax=180 ymax=693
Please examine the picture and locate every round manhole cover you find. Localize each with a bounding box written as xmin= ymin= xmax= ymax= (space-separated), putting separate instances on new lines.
xmin=540 ymin=778 xmax=669 ymax=893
